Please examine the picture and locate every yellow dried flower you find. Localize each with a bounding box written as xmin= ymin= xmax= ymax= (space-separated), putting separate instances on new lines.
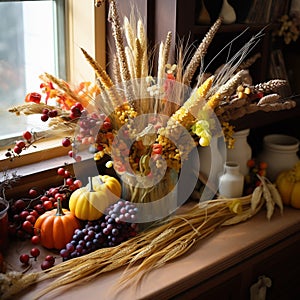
xmin=222 ymin=121 xmax=235 ymax=149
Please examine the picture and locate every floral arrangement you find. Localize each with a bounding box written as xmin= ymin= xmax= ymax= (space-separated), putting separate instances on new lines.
xmin=1 ymin=0 xmax=296 ymax=298
xmin=273 ymin=13 xmax=300 ymax=44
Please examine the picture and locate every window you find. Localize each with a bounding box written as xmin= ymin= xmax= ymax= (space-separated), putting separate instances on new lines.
xmin=0 ymin=1 xmax=106 ymax=172
xmin=0 ymin=0 xmax=66 ymax=142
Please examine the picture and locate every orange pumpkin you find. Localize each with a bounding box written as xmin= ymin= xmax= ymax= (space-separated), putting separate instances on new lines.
xmin=34 ymin=198 xmax=80 ymax=250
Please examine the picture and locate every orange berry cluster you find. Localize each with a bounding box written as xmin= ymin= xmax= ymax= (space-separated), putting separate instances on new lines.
xmin=244 ymin=158 xmax=268 ymax=195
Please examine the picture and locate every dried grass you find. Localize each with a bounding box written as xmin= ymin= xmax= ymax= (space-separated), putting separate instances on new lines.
xmin=0 ymin=196 xmax=260 ymax=300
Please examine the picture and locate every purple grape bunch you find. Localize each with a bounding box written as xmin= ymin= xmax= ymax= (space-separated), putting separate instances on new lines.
xmin=60 ymin=200 xmax=139 ymax=260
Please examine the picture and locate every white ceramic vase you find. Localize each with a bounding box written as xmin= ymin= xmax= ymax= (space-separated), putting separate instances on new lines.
xmin=258 ymin=134 xmax=299 ymax=182
xmin=219 ymin=161 xmax=244 ymax=198
xmin=226 ymin=129 xmax=252 ymax=176
xmin=219 ymin=0 xmax=236 ymax=24
xmin=197 ymin=0 xmax=211 ymax=25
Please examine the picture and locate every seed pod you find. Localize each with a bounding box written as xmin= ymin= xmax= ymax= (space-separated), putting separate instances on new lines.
xmin=265 ymin=194 xmax=275 ymax=221
xmin=267 ymin=183 xmax=284 ymax=215
xmin=251 ymin=185 xmax=263 ymax=211
xmin=260 ymin=177 xmax=275 ymax=221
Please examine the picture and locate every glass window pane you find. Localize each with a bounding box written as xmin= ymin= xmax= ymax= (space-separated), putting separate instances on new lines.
xmin=0 ymin=1 xmax=62 ymax=140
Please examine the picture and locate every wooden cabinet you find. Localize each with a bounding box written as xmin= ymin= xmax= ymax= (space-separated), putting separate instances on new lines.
xmin=250 ymin=234 xmax=300 ymax=299
xmin=171 ymin=231 xmax=300 ymax=300
xmin=111 ymin=0 xmax=277 ymax=83
xmin=106 ymin=1 xmax=300 ymax=150
xmin=152 ymin=0 xmax=274 ymax=83
xmin=149 ymin=0 xmax=300 ymax=146
xmin=172 ymin=273 xmax=243 ymax=300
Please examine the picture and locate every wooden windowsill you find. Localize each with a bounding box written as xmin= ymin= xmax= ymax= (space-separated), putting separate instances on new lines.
xmin=0 ymin=137 xmax=72 ymax=170
xmin=0 ymin=141 xmax=101 ymax=199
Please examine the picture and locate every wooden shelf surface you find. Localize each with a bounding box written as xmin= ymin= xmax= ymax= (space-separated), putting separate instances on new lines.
xmin=4 ymin=207 xmax=300 ymax=300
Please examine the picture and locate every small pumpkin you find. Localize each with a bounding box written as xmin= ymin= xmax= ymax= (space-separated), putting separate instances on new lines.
xmin=69 ymin=175 xmax=121 ymax=221
xmin=34 ymin=198 xmax=80 ymax=250
xmin=275 ymin=162 xmax=300 ymax=208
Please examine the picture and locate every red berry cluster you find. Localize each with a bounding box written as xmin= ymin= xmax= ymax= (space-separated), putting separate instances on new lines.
xmin=40 ymin=108 xmax=58 ymax=122
xmin=41 ymin=255 xmax=56 ymax=270
xmin=5 ymin=131 xmax=35 ymax=159
xmin=57 ymin=167 xmax=82 ymax=191
xmin=70 ymin=102 xmax=84 ymax=119
xmin=19 ymin=248 xmax=56 ymax=270
xmin=9 ymin=198 xmax=40 ymax=240
xmin=8 ymin=167 xmax=82 ymax=240
xmin=19 ymin=247 xmax=40 ymax=265
xmin=61 ymin=138 xmax=82 ymax=162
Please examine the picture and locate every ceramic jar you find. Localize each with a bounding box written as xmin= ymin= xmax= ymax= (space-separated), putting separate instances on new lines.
xmin=197 ymin=0 xmax=211 ymax=24
xmin=226 ymin=129 xmax=252 ymax=176
xmin=219 ymin=161 xmax=244 ymax=198
xmin=219 ymin=0 xmax=236 ymax=24
xmin=258 ymin=134 xmax=299 ymax=182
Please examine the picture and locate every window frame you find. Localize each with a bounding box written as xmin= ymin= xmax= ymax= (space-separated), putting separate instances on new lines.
xmin=65 ymin=0 xmax=106 ymax=84
xmin=0 ymin=1 xmax=106 ymax=189
xmin=55 ymin=0 xmax=67 ymax=79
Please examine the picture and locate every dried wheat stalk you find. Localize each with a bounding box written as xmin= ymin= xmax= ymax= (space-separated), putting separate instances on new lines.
xmin=8 ymin=103 xmax=63 ymax=116
xmin=137 ymin=19 xmax=148 ymax=77
xmin=251 ymin=79 xmax=287 ymax=93
xmin=108 ymin=0 xmax=135 ymax=104
xmin=112 ymin=54 xmax=122 ymax=83
xmin=183 ymin=18 xmax=222 ymax=86
xmin=80 ymin=48 xmax=114 ymax=89
xmin=134 ymin=38 xmax=143 ymax=78
xmin=124 ymin=16 xmax=135 ymax=51
xmin=235 ymin=52 xmax=261 ymax=73
xmin=42 ymin=73 xmax=84 ymax=104
xmin=163 ymin=31 xmax=172 ymax=66
xmin=1 ymin=197 xmax=258 ymax=300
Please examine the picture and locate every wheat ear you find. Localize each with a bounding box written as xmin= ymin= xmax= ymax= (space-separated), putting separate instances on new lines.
xmin=163 ymin=31 xmax=172 ymax=66
xmin=157 ymin=41 xmax=165 ymax=82
xmin=135 ymin=38 xmax=143 ymax=78
xmin=108 ymin=0 xmax=135 ymax=104
xmin=124 ymin=16 xmax=135 ymax=51
xmin=80 ymin=48 xmax=114 ymax=89
xmin=137 ymin=19 xmax=149 ymax=77
xmin=183 ymin=18 xmax=222 ymax=86
xmin=42 ymin=73 xmax=87 ymax=105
